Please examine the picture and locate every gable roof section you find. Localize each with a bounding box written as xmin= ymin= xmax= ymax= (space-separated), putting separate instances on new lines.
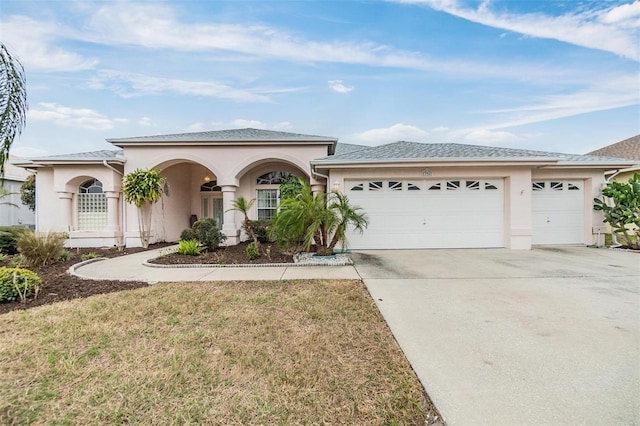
xmin=312 ymin=141 xmax=638 ymax=167
xmin=586 ymin=135 xmax=640 ymax=161
xmin=108 ymin=128 xmax=337 ymax=152
xmin=334 ymin=142 xmax=369 ymax=155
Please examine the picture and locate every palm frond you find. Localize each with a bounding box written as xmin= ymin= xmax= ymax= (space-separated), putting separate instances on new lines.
xmin=0 ymin=44 xmax=28 ymax=177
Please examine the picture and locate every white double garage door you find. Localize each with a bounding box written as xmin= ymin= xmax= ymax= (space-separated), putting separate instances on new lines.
xmin=345 ymin=178 xmax=584 ymax=249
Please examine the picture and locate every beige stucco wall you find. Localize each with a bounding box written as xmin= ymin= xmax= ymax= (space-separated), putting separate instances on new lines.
xmin=34 ymin=164 xmax=124 ymax=247
xmin=121 ymin=144 xmax=326 ymax=245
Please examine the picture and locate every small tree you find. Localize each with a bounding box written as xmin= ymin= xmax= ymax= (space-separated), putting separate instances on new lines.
xmin=20 ymin=174 xmax=35 ymax=211
xmin=594 ymin=172 xmax=640 ymax=249
xmin=279 ymin=175 xmax=303 ymax=201
xmin=227 ymin=196 xmax=258 ymax=245
xmin=122 ymin=168 xmax=165 ymax=248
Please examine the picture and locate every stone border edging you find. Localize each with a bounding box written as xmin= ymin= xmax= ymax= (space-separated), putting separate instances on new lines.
xmin=142 ymin=253 xmax=353 ymax=268
xmin=68 ymin=257 xmax=109 ymax=279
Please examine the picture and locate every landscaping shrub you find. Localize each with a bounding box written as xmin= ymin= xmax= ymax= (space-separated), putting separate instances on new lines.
xmin=80 ymin=252 xmax=100 ymax=261
xmin=182 ymin=218 xmax=226 ymax=250
xmin=246 ymin=241 xmax=260 ymax=260
xmin=17 ymin=231 xmax=68 ymax=267
xmin=177 ymin=239 xmax=203 ymax=256
xmin=59 ymin=250 xmax=73 ymax=261
xmin=0 ymin=267 xmax=41 ymax=302
xmin=0 ymin=226 xmax=28 ymax=255
xmin=243 ymin=220 xmax=272 ymax=243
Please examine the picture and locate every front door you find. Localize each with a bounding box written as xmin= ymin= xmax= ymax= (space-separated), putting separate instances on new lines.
xmin=201 ymin=195 xmax=223 ymax=228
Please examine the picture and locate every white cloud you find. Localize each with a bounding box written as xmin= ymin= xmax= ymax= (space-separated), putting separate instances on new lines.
xmin=478 ymin=74 xmax=639 ymax=129
xmin=9 ymin=146 xmax=49 ymax=159
xmin=395 ymin=0 xmax=640 ymax=60
xmin=600 ymin=1 xmax=640 ymax=26
xmin=463 ymin=129 xmax=520 ymax=145
xmin=230 ymin=119 xmax=268 ymax=129
xmin=186 ymin=122 xmax=207 ymax=132
xmin=28 ymin=102 xmax=125 ymax=131
xmin=81 ymin=2 xmax=446 ymax=72
xmin=353 ymin=123 xmax=429 ymax=144
xmin=139 ymin=117 xmax=152 ymax=126
xmin=273 ymin=121 xmax=293 ymax=130
xmin=88 ymin=70 xmax=271 ymax=103
xmin=328 ymin=80 xmax=354 ymax=93
xmin=1 ymin=16 xmax=98 ymax=71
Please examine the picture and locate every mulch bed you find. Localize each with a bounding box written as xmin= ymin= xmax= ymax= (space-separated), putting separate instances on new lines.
xmin=0 ymin=242 xmax=300 ymax=315
xmin=149 ymin=241 xmax=296 ymax=265
xmin=0 ymin=244 xmax=172 ymax=315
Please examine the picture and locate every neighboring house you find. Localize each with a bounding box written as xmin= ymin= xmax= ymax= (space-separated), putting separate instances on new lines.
xmin=13 ymin=128 xmax=637 ymax=250
xmin=0 ymin=159 xmax=35 ymax=228
xmin=587 ymin=134 xmax=640 ymax=182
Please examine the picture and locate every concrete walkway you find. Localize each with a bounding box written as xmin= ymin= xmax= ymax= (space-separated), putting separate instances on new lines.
xmin=71 ymin=246 xmax=361 ymax=282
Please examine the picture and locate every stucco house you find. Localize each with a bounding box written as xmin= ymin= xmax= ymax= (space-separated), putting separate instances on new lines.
xmin=13 ymin=128 xmax=637 ymax=250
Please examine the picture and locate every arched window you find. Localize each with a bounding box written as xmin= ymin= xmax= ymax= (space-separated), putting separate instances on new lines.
xmin=200 ymin=181 xmax=221 ymax=192
xmin=256 ymin=171 xmax=295 ymax=185
xmin=77 ymin=179 xmax=107 ymax=230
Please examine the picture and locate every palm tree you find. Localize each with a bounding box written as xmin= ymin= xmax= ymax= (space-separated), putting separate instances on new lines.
xmin=227 ymin=196 xmax=258 ymax=244
xmin=0 ymin=43 xmax=27 ymax=177
xmin=271 ymin=181 xmax=368 ymax=256
xmin=122 ymin=168 xmax=166 ymax=248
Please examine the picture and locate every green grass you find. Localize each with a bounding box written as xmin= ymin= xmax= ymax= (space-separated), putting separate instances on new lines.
xmin=0 ymin=280 xmax=435 ymax=425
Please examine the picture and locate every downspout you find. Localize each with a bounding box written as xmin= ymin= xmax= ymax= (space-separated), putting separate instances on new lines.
xmin=103 ymin=160 xmax=126 ymax=248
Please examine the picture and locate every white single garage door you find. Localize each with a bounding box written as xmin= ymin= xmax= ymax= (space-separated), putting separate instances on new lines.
xmin=532 ymin=180 xmax=584 ymax=245
xmin=345 ymin=179 xmax=504 ymax=249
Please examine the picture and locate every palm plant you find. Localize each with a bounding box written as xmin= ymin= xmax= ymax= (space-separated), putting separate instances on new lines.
xmin=122 ymin=168 xmax=165 ymax=248
xmin=0 ymin=43 xmax=28 ymax=176
xmin=271 ymin=181 xmax=368 ymax=256
xmin=227 ymin=196 xmax=258 ymax=244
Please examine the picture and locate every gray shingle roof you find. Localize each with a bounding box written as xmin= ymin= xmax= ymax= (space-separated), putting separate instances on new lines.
xmin=312 ymin=141 xmax=638 ymax=165
xmin=37 ymin=150 xmax=124 ymax=161
xmin=334 ymin=142 xmax=369 ymax=155
xmin=108 ymin=128 xmax=337 ymax=144
xmin=587 ymin=135 xmax=640 ymax=161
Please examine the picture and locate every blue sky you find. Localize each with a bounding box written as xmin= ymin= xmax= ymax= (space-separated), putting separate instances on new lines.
xmin=1 ymin=0 xmax=639 ymax=157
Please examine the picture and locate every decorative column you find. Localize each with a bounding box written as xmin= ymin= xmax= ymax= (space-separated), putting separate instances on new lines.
xmin=57 ymin=191 xmax=73 ymax=232
xmin=105 ymin=191 xmax=120 ymax=231
xmin=221 ymin=185 xmax=240 ymax=245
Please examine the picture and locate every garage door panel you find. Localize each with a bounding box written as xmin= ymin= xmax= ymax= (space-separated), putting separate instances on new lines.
xmin=346 ymin=178 xmax=504 ymax=249
xmin=532 ymin=180 xmax=584 ymax=245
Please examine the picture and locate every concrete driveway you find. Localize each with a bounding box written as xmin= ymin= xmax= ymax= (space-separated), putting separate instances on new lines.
xmin=353 ymin=247 xmax=639 ymax=425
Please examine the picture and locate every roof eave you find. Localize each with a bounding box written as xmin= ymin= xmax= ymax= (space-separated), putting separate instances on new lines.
xmin=311 ymin=157 xmax=562 ymax=167
xmin=109 ymin=139 xmax=337 ymax=147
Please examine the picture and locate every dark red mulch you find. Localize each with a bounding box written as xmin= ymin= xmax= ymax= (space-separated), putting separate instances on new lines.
xmin=0 ymin=243 xmax=173 ymax=315
xmin=149 ymin=241 xmax=295 ymax=265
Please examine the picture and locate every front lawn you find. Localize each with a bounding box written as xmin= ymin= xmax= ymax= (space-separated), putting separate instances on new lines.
xmin=0 ymin=280 xmax=439 ymax=424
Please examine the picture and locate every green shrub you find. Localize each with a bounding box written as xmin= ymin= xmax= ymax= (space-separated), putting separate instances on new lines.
xmin=17 ymin=231 xmax=68 ymax=267
xmin=0 ymin=226 xmax=28 ymax=255
xmin=81 ymin=252 xmax=100 ymax=261
xmin=181 ymin=218 xmax=227 ymax=250
xmin=177 ymin=239 xmax=203 ymax=256
xmin=59 ymin=250 xmax=73 ymax=261
xmin=0 ymin=267 xmax=42 ymax=303
xmin=243 ymin=220 xmax=272 ymax=243
xmin=180 ymin=228 xmax=196 ymax=241
xmin=246 ymin=241 xmax=260 ymax=260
